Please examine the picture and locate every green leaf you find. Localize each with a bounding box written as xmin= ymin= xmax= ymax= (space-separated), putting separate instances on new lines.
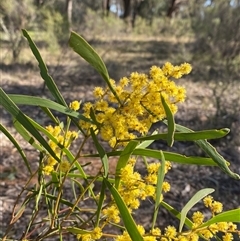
xmin=152 ymin=151 xmax=165 ymax=229
xmin=11 ymin=204 xmax=26 ymax=224
xmin=22 ymin=29 xmax=67 ymax=106
xmin=161 ymin=94 xmax=175 ymax=146
xmin=69 ymin=32 xmax=122 ymax=104
xmin=13 ymin=119 xmax=44 ymax=152
xmin=90 ymin=128 xmax=109 ymax=177
xmin=24 ymin=115 xmax=87 ymax=179
xmin=35 ymin=182 xmax=43 ymax=211
xmin=8 ymin=94 xmax=92 ymax=123
xmin=86 ymin=149 xmax=219 ymax=166
xmin=0 ymin=88 xmax=60 ymax=162
xmin=40 ymin=106 xmax=59 ymax=125
xmin=104 ymin=179 xmax=144 ymax=241
xmin=95 ymin=181 xmax=107 ymax=227
xmin=179 ymin=188 xmax=215 ymax=232
xmin=89 ymin=107 xmax=101 ymax=129
xmin=51 ymin=171 xmax=60 ymax=188
xmin=136 ymin=130 xmax=158 ymax=149
xmin=133 ymin=149 xmax=218 ymax=166
xmin=115 ymin=140 xmax=139 ymax=189
xmin=69 ymin=31 xmax=109 ymax=83
xmin=24 ymin=190 xmax=81 ymax=211
xmin=134 ymin=129 xmax=230 ymax=142
xmin=199 ymin=209 xmax=240 ymax=228
xmin=161 ymin=201 xmax=193 ymax=228
xmin=169 ymin=121 xmax=240 ymax=180
xmin=0 ymin=123 xmax=31 ymax=174
xmin=66 ymin=227 xmax=91 ymax=235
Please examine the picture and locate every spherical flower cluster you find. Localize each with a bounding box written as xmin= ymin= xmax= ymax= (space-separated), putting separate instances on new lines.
xmin=164 ymin=226 xmax=177 ymax=239
xmin=69 ymin=100 xmax=81 ymax=111
xmin=102 ymin=158 xmax=172 ymax=227
xmin=102 ymin=205 xmax=121 ymax=223
xmin=76 ymin=227 xmax=102 ymax=241
xmin=42 ymin=114 xmax=79 ymax=175
xmin=79 ymin=63 xmax=191 ymax=148
xmin=203 ymin=195 xmax=223 ymax=214
xmin=192 ymin=211 xmax=204 ymax=225
xmin=115 ymin=225 xmax=146 ymax=241
xmin=59 ymin=159 xmax=70 ymax=173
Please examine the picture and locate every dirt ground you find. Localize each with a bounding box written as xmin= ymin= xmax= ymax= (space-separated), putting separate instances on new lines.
xmin=1 ymin=35 xmax=240 ymax=240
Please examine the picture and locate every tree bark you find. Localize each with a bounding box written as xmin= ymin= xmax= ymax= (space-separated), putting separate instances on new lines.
xmin=66 ymin=0 xmax=73 ymax=31
xmin=167 ymin=0 xmax=176 ymax=18
xmin=122 ymin=0 xmax=131 ymax=18
xmin=102 ymin=0 xmax=111 ymax=16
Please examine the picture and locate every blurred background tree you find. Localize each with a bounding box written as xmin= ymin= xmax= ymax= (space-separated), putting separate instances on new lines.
xmin=189 ymin=0 xmax=240 ymax=79
xmin=0 ymin=0 xmax=37 ymax=61
xmin=1 ymin=0 xmax=239 ymax=78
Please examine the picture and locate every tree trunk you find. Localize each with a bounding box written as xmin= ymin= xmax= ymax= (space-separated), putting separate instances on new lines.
xmin=66 ymin=0 xmax=73 ymax=32
xmin=122 ymin=0 xmax=131 ymax=18
xmin=102 ymin=0 xmax=111 ymax=16
xmin=167 ymin=0 xmax=176 ymax=18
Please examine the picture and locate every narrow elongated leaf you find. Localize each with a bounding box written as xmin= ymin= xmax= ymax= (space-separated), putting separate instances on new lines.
xmin=51 ymin=171 xmax=60 ymax=188
xmin=66 ymin=227 xmax=91 ymax=235
xmin=0 ymin=88 xmax=60 ymax=162
xmin=26 ymin=116 xmax=70 ymax=155
xmin=68 ymin=173 xmax=115 ymax=184
xmin=161 ymin=201 xmax=193 ymax=228
xmin=22 ymin=29 xmax=67 ymax=106
xmin=13 ymin=119 xmax=44 ymax=152
xmin=104 ymin=179 xmax=144 ymax=241
xmin=95 ymin=181 xmax=107 ymax=227
xmin=0 ymin=123 xmax=31 ymax=174
xmin=199 ymin=209 xmax=240 ymax=228
xmin=87 ymin=146 xmax=230 ymax=167
xmin=152 ymin=151 xmax=165 ymax=229
xmin=11 ymin=205 xmax=26 ymax=224
xmin=23 ymin=115 xmax=87 ymax=179
xmin=23 ymin=190 xmax=82 ymax=211
xmin=69 ymin=32 xmax=109 ymax=83
xmin=35 ymin=183 xmax=43 ymax=211
xmin=90 ymin=128 xmax=109 ymax=177
xmin=44 ymin=193 xmax=81 ymax=211
xmin=136 ymin=130 xmax=158 ymax=149
xmin=115 ymin=140 xmax=139 ymax=189
xmin=161 ymin=94 xmax=175 ymax=146
xmin=9 ymin=94 xmax=92 ymax=123
xmin=134 ymin=129 xmax=230 ymax=142
xmin=167 ymin=121 xmax=240 ymax=180
xmin=89 ymin=107 xmax=101 ymax=129
xmin=85 ymin=149 xmax=219 ymax=166
xmin=69 ymin=32 xmax=121 ymax=104
xmin=179 ymin=188 xmax=215 ymax=232
xmin=134 ymin=149 xmax=218 ymax=165
xmin=40 ymin=106 xmax=59 ymax=125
